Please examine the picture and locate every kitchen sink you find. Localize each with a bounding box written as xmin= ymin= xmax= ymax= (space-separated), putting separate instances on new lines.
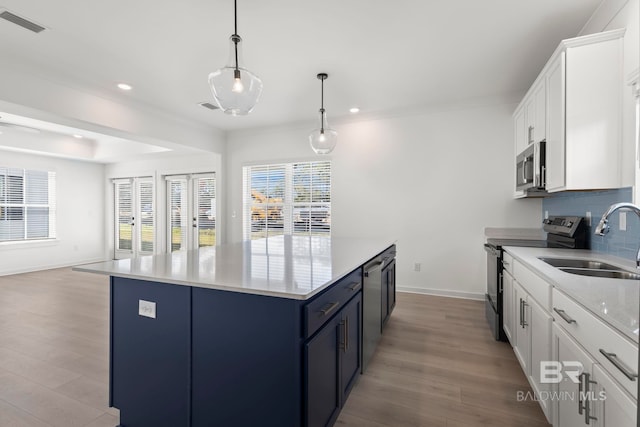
xmin=559 ymin=268 xmax=640 ymax=280
xmin=539 ymin=257 xmax=621 ymax=270
xmin=538 ymin=257 xmax=640 ymax=280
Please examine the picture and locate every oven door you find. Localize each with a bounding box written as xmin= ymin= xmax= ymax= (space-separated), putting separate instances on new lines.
xmin=484 ymin=243 xmax=500 ymax=308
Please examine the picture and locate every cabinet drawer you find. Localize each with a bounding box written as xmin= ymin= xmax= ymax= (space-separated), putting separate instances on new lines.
xmin=503 ymin=252 xmax=515 ymax=276
xmin=513 ymin=260 xmax=551 ymax=311
xmin=305 ymin=269 xmax=362 ymax=339
xmin=552 ymin=288 xmax=638 ymax=399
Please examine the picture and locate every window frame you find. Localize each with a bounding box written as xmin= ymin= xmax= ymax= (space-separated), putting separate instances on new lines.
xmin=242 ymin=160 xmax=331 ymax=241
xmin=0 ymin=167 xmax=56 ymax=243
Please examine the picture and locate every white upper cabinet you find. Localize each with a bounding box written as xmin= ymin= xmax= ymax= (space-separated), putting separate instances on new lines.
xmin=548 ymin=29 xmax=625 ymax=192
xmin=514 ymin=29 xmax=625 ymax=195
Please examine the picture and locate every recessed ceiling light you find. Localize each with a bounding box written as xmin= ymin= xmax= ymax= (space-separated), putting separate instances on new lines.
xmin=117 ymin=83 xmax=133 ymax=91
xmin=73 ymin=134 xmax=83 ymax=139
xmin=349 ymin=107 xmax=360 ymax=114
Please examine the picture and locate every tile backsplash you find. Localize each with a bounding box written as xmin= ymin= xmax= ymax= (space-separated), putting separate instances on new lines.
xmin=542 ymin=188 xmax=640 ymax=260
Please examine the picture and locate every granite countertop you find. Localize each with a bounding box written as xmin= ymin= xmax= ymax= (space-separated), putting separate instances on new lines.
xmin=74 ymin=236 xmax=395 ymax=300
xmin=504 ymin=246 xmax=639 ymax=342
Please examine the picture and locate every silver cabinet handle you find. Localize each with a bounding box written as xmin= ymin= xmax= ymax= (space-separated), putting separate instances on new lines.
xmin=582 ymin=373 xmax=598 ymax=424
xmin=319 ymin=301 xmax=340 ymax=316
xmin=340 ymin=320 xmax=346 ymax=351
xmin=347 ymin=281 xmax=360 ymax=291
xmin=519 ymin=299 xmax=522 ymax=327
xmin=599 ymin=349 xmax=638 ymax=381
xmin=521 ymin=300 xmax=528 ymax=327
xmin=503 ymin=260 xmax=510 ymax=266
xmin=553 ymin=308 xmax=576 ymax=324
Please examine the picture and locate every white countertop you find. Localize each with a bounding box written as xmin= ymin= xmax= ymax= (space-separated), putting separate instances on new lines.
xmin=74 ymin=236 xmax=395 ymax=300
xmin=504 ymin=246 xmax=639 ymax=342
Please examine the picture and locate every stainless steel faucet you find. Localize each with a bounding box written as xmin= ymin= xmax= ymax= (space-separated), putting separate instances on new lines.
xmin=595 ymin=202 xmax=640 ymax=268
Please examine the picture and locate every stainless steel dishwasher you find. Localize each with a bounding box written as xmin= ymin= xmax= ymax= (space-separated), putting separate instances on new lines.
xmin=362 ymin=256 xmax=383 ymax=372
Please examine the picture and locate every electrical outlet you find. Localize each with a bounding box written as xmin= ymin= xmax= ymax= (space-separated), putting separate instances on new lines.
xmin=544 ymin=211 xmax=549 ymax=219
xmin=414 ymin=263 xmax=421 ymax=272
xmin=620 ymin=211 xmax=627 ymax=231
xmin=139 ymin=300 xmax=156 ymax=319
xmin=586 ymin=211 xmax=591 ymax=226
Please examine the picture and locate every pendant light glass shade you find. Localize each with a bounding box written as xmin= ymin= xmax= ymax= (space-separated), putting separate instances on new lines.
xmin=309 ymin=109 xmax=338 ymax=154
xmin=309 ymin=73 xmax=337 ymax=155
xmin=208 ymin=1 xmax=262 ymax=116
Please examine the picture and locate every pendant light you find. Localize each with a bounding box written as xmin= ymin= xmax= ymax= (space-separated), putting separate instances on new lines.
xmin=309 ymin=73 xmax=337 ymax=155
xmin=208 ymin=0 xmax=263 ymax=116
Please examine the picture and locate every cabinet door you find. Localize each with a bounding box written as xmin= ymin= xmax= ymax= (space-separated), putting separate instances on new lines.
xmin=513 ymin=283 xmax=530 ymax=375
xmin=591 ymin=364 xmax=636 ymax=427
xmin=552 ymin=323 xmax=596 ymax=427
xmin=514 ymin=107 xmax=527 ymax=155
xmin=341 ymin=294 xmax=362 ymax=401
xmin=525 ymin=96 xmax=536 ymax=145
xmin=528 ymin=296 xmax=553 ymax=422
xmin=502 ymin=271 xmax=514 ymax=343
xmin=306 ymin=316 xmax=341 ymax=427
xmin=387 ymin=260 xmax=396 ymax=314
xmin=534 ymin=82 xmax=546 ymax=143
xmin=546 ymin=52 xmax=566 ymax=192
xmin=382 ymin=260 xmax=396 ymax=327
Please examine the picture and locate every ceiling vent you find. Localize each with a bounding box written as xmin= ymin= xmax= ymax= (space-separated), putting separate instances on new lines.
xmin=199 ymin=102 xmax=220 ymax=111
xmin=0 ymin=10 xmax=46 ymax=33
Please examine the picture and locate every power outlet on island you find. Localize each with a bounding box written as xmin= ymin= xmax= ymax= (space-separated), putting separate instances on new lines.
xmin=139 ymin=300 xmax=156 ymax=319
xmin=414 ymin=263 xmax=421 ymax=272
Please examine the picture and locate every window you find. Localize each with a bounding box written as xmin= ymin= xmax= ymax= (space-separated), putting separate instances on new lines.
xmin=243 ymin=161 xmax=331 ymax=240
xmin=0 ymin=167 xmax=56 ymax=242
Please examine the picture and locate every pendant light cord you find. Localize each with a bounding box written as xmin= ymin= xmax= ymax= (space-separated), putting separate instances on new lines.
xmin=233 ymin=0 xmax=239 ymax=72
xmin=320 ymin=77 xmax=325 ymax=132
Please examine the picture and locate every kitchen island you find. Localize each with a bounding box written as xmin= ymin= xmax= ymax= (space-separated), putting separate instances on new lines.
xmin=75 ymin=236 xmax=396 ymax=427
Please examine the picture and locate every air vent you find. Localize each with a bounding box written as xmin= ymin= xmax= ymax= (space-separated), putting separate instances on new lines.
xmin=199 ymin=102 xmax=220 ymax=111
xmin=0 ymin=10 xmax=46 ymax=33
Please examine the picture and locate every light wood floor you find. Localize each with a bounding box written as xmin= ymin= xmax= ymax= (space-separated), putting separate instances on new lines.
xmin=0 ymin=268 xmax=550 ymax=427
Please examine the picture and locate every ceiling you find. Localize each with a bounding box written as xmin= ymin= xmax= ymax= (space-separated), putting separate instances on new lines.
xmin=0 ymin=0 xmax=603 ymax=152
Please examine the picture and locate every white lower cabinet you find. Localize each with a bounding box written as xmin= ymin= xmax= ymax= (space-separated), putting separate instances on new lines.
xmin=552 ymin=323 xmax=596 ymax=427
xmin=509 ymin=264 xmax=553 ymax=423
xmin=528 ymin=296 xmax=553 ymax=419
xmin=591 ymin=364 xmax=636 ymax=427
xmin=502 ymin=270 xmax=514 ymax=342
xmin=552 ymin=323 xmax=637 ymax=427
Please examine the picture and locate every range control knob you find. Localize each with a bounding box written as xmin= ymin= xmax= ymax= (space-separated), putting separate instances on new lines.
xmin=566 ymin=221 xmax=573 ymax=227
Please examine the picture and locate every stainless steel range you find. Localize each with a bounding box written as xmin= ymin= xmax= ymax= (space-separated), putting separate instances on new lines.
xmin=484 ymin=216 xmax=588 ymax=341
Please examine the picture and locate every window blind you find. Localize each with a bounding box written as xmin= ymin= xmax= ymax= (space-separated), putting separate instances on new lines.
xmin=0 ymin=167 xmax=56 ymax=242
xmin=242 ymin=161 xmax=331 ymax=240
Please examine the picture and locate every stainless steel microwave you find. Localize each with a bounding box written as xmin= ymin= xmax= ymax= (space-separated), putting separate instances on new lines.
xmin=516 ymin=141 xmax=545 ymax=191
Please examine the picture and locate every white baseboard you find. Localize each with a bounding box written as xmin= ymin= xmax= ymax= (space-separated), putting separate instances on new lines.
xmin=397 ymin=286 xmax=485 ymax=301
xmin=0 ymin=257 xmax=108 ymax=277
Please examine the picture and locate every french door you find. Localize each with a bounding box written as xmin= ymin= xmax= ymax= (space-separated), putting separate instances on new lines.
xmin=113 ymin=177 xmax=155 ymax=259
xmin=166 ymin=173 xmax=216 ymax=252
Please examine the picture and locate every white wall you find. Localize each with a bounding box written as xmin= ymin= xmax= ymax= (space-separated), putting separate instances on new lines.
xmin=105 ymin=152 xmax=223 ymax=257
xmin=225 ymin=98 xmax=542 ymax=299
xmin=0 ymin=150 xmax=106 ymax=275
